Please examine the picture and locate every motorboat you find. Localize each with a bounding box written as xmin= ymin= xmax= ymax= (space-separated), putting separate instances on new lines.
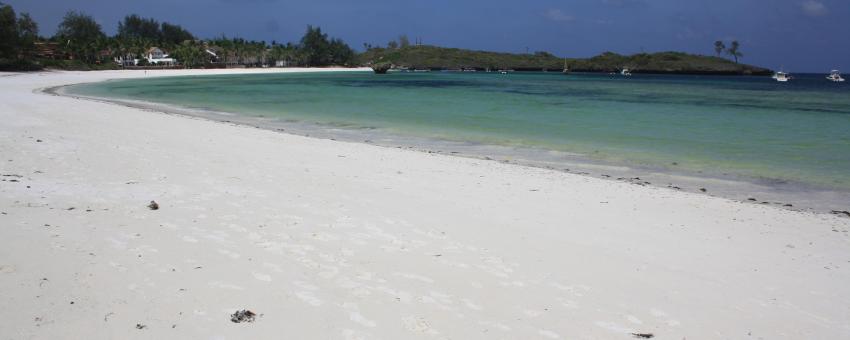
xmin=621 ymin=68 xmax=632 ymax=76
xmin=826 ymin=70 xmax=845 ymax=82
xmin=772 ymin=71 xmax=792 ymax=82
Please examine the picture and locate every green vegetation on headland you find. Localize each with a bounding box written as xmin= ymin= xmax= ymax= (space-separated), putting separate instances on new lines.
xmin=359 ymin=45 xmax=771 ymax=75
xmin=0 ymin=2 xmax=769 ymax=75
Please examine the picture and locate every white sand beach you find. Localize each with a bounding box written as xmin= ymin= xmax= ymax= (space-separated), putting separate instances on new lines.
xmin=1 ymin=69 xmax=849 ymax=339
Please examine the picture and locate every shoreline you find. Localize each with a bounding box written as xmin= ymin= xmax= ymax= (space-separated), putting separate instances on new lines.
xmin=2 ymin=69 xmax=849 ymax=339
xmin=56 ymin=75 xmax=850 ymax=214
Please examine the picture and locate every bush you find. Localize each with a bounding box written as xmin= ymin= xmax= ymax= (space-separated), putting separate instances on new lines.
xmin=35 ymin=58 xmax=119 ymax=70
xmin=0 ymin=58 xmax=43 ymax=71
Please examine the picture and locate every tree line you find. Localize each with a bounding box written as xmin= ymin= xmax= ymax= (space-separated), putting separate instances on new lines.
xmin=0 ymin=2 xmax=38 ymax=63
xmin=0 ymin=2 xmax=355 ymax=70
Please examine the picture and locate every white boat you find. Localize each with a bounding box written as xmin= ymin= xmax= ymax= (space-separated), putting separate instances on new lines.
xmin=620 ymin=68 xmax=632 ymax=76
xmin=772 ymin=71 xmax=792 ymax=82
xmin=826 ymin=70 xmax=845 ymax=82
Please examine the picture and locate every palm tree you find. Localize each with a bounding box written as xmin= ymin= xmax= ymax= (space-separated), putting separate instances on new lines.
xmin=713 ymin=40 xmax=725 ymax=57
xmin=727 ymin=40 xmax=742 ymax=63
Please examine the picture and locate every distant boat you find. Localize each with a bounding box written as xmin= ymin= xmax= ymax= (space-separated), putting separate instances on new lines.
xmin=772 ymin=71 xmax=792 ymax=82
xmin=562 ymin=58 xmax=570 ymax=74
xmin=826 ymin=70 xmax=845 ymax=82
xmin=620 ymin=68 xmax=632 ymax=76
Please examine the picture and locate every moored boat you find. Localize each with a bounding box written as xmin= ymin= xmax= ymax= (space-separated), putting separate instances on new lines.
xmin=772 ymin=71 xmax=792 ymax=82
xmin=826 ymin=70 xmax=845 ymax=82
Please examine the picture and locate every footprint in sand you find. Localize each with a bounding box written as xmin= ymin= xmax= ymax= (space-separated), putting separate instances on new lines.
xmin=319 ymin=266 xmax=340 ymax=279
xmin=594 ymin=321 xmax=634 ymax=334
xmin=340 ymin=329 xmax=370 ymax=340
xmin=650 ymin=308 xmax=681 ymax=326
xmin=393 ymin=272 xmax=435 ymax=284
xmin=252 ymin=272 xmax=272 ymax=282
xmin=262 ymin=262 xmax=283 ymax=273
xmin=108 ymin=262 xmax=128 ymax=272
xmin=342 ymin=303 xmax=376 ymax=328
xmin=478 ymin=321 xmax=512 ymax=332
xmin=538 ymin=330 xmax=561 ymax=339
xmin=461 ymin=298 xmax=483 ymax=311
xmin=216 ymin=249 xmax=241 ymax=259
xmin=106 ymin=237 xmax=128 ymax=249
xmin=208 ymin=281 xmax=244 ymax=290
xmin=402 ymin=315 xmax=439 ymax=335
xmin=227 ymin=223 xmax=248 ymax=233
xmin=558 ymin=298 xmax=579 ymax=309
xmin=375 ymin=286 xmax=413 ymax=303
xmin=349 ymin=311 xmax=376 ymax=328
xmin=295 ymin=291 xmax=323 ymax=306
xmin=0 ymin=265 xmax=15 ymax=274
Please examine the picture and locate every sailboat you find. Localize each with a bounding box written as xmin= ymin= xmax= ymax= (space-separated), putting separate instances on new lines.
xmin=562 ymin=58 xmax=570 ymax=74
xmin=826 ymin=70 xmax=845 ymax=82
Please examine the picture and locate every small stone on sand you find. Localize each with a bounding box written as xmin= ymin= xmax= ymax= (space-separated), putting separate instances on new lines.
xmin=230 ymin=309 xmax=257 ymax=323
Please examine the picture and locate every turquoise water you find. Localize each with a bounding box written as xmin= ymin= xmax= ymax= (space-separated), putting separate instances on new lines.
xmin=69 ymin=71 xmax=850 ymax=190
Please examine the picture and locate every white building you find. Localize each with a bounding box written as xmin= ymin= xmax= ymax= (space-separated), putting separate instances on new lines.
xmin=146 ymin=47 xmax=177 ymax=66
xmin=113 ymin=47 xmax=178 ymax=67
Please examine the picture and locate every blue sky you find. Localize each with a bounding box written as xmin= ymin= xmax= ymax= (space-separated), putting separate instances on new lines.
xmin=5 ymin=0 xmax=848 ymax=72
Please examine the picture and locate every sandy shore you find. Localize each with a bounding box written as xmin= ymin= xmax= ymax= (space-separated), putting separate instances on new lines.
xmin=1 ymin=69 xmax=848 ymax=339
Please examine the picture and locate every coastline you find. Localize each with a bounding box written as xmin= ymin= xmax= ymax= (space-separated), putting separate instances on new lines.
xmin=56 ymin=74 xmax=850 ymax=214
xmin=2 ymin=69 xmax=849 ymax=339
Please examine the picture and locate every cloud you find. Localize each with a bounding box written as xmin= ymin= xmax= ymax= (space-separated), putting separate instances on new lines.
xmin=544 ymin=9 xmax=574 ymax=23
xmin=801 ymin=0 xmax=827 ymax=16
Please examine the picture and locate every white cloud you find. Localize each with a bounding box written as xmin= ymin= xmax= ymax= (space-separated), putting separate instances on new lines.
xmin=544 ymin=9 xmax=575 ymax=23
xmin=801 ymin=0 xmax=827 ymax=17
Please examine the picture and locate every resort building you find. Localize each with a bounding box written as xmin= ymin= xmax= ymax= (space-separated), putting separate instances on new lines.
xmin=32 ymin=42 xmax=66 ymax=60
xmin=145 ymin=47 xmax=177 ymax=66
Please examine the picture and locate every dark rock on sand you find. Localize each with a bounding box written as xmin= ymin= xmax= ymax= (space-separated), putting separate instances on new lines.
xmin=230 ymin=309 xmax=257 ymax=323
xmin=147 ymin=201 xmax=159 ymax=210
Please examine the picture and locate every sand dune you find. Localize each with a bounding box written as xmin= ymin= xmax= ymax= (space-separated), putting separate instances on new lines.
xmin=1 ymin=69 xmax=848 ymax=339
